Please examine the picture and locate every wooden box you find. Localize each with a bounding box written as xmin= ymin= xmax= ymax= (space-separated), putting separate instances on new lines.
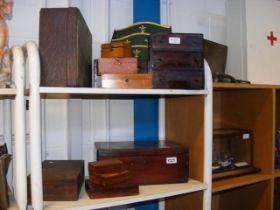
xmin=101 ymin=42 xmax=131 ymax=58
xmin=101 ymin=73 xmax=152 ymax=89
xmin=39 ymin=7 xmax=92 ymax=87
xmin=152 ymin=69 xmax=203 ymax=89
xmin=149 ymin=32 xmax=204 ymax=89
xmin=97 ymin=58 xmax=137 ymax=75
xmin=27 ymin=160 xmax=84 ymax=201
xmin=95 ymin=140 xmax=189 ymax=185
xmin=85 ymin=179 xmax=139 ymax=199
xmin=88 ymin=159 xmax=129 ymax=187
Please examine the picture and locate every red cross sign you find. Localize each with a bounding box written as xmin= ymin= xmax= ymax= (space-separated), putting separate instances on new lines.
xmin=267 ymin=31 xmax=277 ymax=46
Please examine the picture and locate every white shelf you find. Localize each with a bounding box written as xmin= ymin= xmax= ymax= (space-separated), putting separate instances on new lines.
xmin=0 ymin=88 xmax=16 ymax=96
xmin=43 ymin=179 xmax=207 ymax=210
xmin=24 ymin=42 xmax=213 ymax=210
xmin=39 ymin=87 xmax=208 ymax=96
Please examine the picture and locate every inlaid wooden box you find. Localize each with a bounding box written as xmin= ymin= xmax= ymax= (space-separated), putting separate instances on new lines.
xmin=95 ymin=140 xmax=189 ymax=185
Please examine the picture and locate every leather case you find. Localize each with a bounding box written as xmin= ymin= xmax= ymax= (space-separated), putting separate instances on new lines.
xmin=39 ymin=7 xmax=92 ymax=87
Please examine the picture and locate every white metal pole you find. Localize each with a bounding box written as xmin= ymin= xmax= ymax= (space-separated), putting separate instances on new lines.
xmin=203 ymin=60 xmax=213 ymax=210
xmin=25 ymin=41 xmax=43 ymax=210
xmin=3 ymin=99 xmax=12 ymax=194
xmin=159 ymin=97 xmax=165 ymax=210
xmin=12 ymin=46 xmax=27 ymax=210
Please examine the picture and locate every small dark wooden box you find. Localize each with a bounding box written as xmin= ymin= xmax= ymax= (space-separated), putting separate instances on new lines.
xmin=27 ymin=160 xmax=84 ymax=201
xmin=39 ymin=7 xmax=92 ymax=87
xmin=150 ymin=33 xmax=204 ymax=89
xmin=95 ymin=140 xmax=189 ymax=185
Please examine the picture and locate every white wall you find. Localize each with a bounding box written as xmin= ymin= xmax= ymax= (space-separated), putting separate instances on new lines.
xmin=246 ymin=0 xmax=280 ymax=84
xmin=226 ymin=0 xmax=280 ymax=84
xmin=169 ymin=0 xmax=226 ymax=43
xmin=225 ymin=0 xmax=247 ymax=79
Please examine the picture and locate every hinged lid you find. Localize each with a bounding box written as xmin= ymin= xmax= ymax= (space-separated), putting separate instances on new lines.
xmin=98 ymin=58 xmax=137 ymax=64
xmin=102 ymin=42 xmax=131 ymax=50
xmin=42 ymin=160 xmax=84 ymax=182
xmin=95 ymin=140 xmax=188 ymax=157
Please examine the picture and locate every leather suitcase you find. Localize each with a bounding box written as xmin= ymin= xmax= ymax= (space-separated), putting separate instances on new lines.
xmin=101 ymin=42 xmax=132 ymax=58
xmin=95 ymin=140 xmax=189 ymax=185
xmin=27 ymin=160 xmax=84 ymax=201
xmin=150 ymin=33 xmax=204 ymax=89
xmin=97 ymin=58 xmax=137 ymax=75
xmin=101 ymin=73 xmax=152 ymax=89
xmin=203 ymin=39 xmax=227 ymax=75
xmin=39 ymin=7 xmax=92 ymax=87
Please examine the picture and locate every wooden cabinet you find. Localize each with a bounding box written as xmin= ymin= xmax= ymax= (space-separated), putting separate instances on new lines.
xmin=212 ymin=83 xmax=277 ymax=210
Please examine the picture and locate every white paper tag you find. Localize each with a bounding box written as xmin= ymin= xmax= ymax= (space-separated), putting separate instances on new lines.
xmin=242 ymin=133 xmax=250 ymax=139
xmin=234 ymin=162 xmax=249 ymax=167
xmin=166 ymin=157 xmax=177 ymax=164
xmin=169 ymin=37 xmax=181 ymax=44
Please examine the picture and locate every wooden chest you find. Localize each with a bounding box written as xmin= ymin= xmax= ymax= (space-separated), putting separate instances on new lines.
xmin=101 ymin=73 xmax=152 ymax=89
xmin=95 ymin=140 xmax=189 ymax=185
xmin=149 ymin=33 xmax=204 ymax=89
xmin=39 ymin=7 xmax=92 ymax=87
xmin=27 ymin=160 xmax=84 ymax=201
xmin=101 ymin=42 xmax=132 ymax=58
xmin=97 ymin=58 xmax=137 ymax=75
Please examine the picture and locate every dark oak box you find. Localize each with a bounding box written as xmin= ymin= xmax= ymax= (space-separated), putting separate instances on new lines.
xmin=95 ymin=140 xmax=189 ymax=185
xmin=149 ymin=33 xmax=204 ymax=89
xmin=27 ymin=160 xmax=84 ymax=201
xmin=39 ymin=7 xmax=92 ymax=87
